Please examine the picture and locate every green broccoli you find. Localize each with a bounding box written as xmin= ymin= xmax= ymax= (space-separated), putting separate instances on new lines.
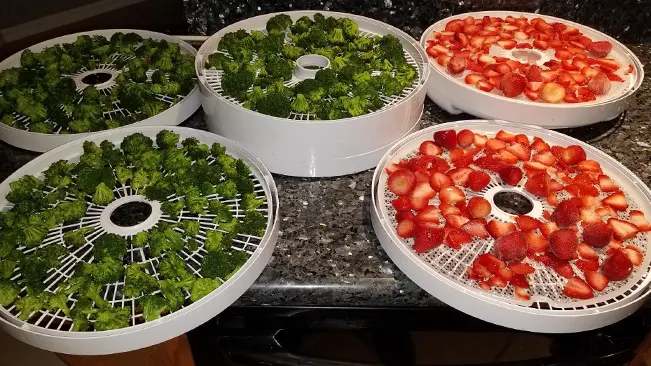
xmin=221 ymin=67 xmax=255 ymax=101
xmin=1 ymin=114 xmax=13 ymax=126
xmin=141 ymin=101 xmax=167 ymax=118
xmin=47 ymin=293 xmax=71 ymax=317
xmin=20 ymin=49 xmax=39 ymax=69
xmin=93 ymin=234 xmax=127 ymax=263
xmin=208 ymin=200 xmax=233 ymax=223
xmin=79 ymin=151 xmax=104 ymax=169
xmin=82 ymin=86 xmax=101 ymax=103
xmin=163 ymin=149 xmax=191 ymax=173
xmin=0 ymin=279 xmax=19 ymax=306
xmin=266 ymin=14 xmax=293 ymax=33
xmin=92 ymin=182 xmax=115 ymax=205
xmin=139 ymin=295 xmax=169 ymax=321
xmin=215 ymin=180 xmax=238 ymax=200
xmin=0 ymin=259 xmax=18 ymax=279
xmin=129 ymin=232 xmax=147 ymax=249
xmin=0 ymin=68 xmax=20 ymax=89
xmin=134 ymin=150 xmax=162 ymax=171
xmin=130 ymin=170 xmax=149 ymax=190
xmin=204 ymin=230 xmax=224 ymax=253
xmin=156 ymin=129 xmax=180 ymax=149
xmin=7 ymin=174 xmax=43 ymax=203
xmin=124 ymin=264 xmax=159 ymax=298
xmin=282 ymin=44 xmax=304 ymax=60
xmin=328 ymin=28 xmax=346 ymax=44
xmin=200 ymin=251 xmax=233 ymax=279
xmin=115 ymin=166 xmax=133 ymax=186
xmin=57 ymin=200 xmax=88 ymax=223
xmin=342 ymin=96 xmax=368 ymax=117
xmin=72 ymin=103 xmax=101 ymax=121
xmin=93 ymin=306 xmax=131 ymax=331
xmin=63 ymin=227 xmax=94 ymax=248
xmin=23 ymin=223 xmax=48 ymax=248
xmin=158 ymin=252 xmax=193 ymax=281
xmin=15 ymin=295 xmax=45 ymax=320
xmin=297 ymin=27 xmax=328 ymax=49
xmin=340 ymin=18 xmax=360 ymax=39
xmin=178 ymin=220 xmax=200 ymax=237
xmin=255 ymin=92 xmax=291 ymax=118
xmin=29 ymin=122 xmax=54 ymax=134
xmin=206 ymin=52 xmax=231 ymax=70
xmin=290 ymin=16 xmax=313 ymax=34
xmin=148 ymin=224 xmax=184 ymax=256
xmin=68 ymin=119 xmax=95 ymax=133
xmin=219 ymin=217 xmax=240 ymax=243
xmin=241 ymin=193 xmax=265 ymax=211
xmin=121 ymin=132 xmax=154 ymax=156
xmin=77 ymin=281 xmax=109 ymax=308
xmin=190 ymin=277 xmax=221 ymax=302
xmin=377 ymin=34 xmax=407 ymax=66
xmin=158 ymin=280 xmax=185 ymax=312
xmin=265 ymin=55 xmax=294 ymax=81
xmin=199 ymin=182 xmax=217 ymax=196
xmin=161 ymin=199 xmax=184 ymax=218
xmin=328 ymin=82 xmax=350 ymax=98
xmin=80 ymin=258 xmax=124 ymax=284
xmin=291 ymin=94 xmax=310 ymax=113
xmin=241 ymin=211 xmax=267 ymax=237
xmin=184 ymin=188 xmax=207 ymax=215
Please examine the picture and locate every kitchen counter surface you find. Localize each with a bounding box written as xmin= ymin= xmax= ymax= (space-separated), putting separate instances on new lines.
xmin=1 ymin=44 xmax=649 ymax=308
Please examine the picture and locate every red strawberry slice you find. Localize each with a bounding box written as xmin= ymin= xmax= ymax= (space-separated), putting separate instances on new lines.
xmin=584 ymin=271 xmax=609 ymax=292
xmin=629 ymin=210 xmax=651 ymax=231
xmin=515 ymin=215 xmax=541 ymax=231
xmin=468 ymin=197 xmax=492 ymax=218
xmin=608 ymin=218 xmax=639 ymax=240
xmin=487 ymin=276 xmax=507 ymax=288
xmin=445 ymin=228 xmax=473 ymax=249
xmin=510 ymin=273 xmax=530 ymax=288
xmin=509 ymin=262 xmax=535 ymax=275
xmin=549 ymin=229 xmax=579 ymax=260
xmin=525 ymin=232 xmax=549 ymax=254
xmin=586 ymin=72 xmax=611 ymax=95
xmin=439 ymin=202 xmax=461 ymax=216
xmin=461 ymin=219 xmax=490 ymax=239
xmin=494 ymin=231 xmax=527 ymax=262
xmin=498 ymin=266 xmax=513 ymax=282
xmin=524 ymin=90 xmax=539 ymax=101
xmin=391 ymin=197 xmax=412 ymax=211
xmin=388 ymin=169 xmax=417 ymax=196
xmin=472 ymin=263 xmax=493 ymax=279
xmin=583 ymin=222 xmax=613 ymax=248
xmin=413 ymin=221 xmax=445 ymax=253
xmin=486 ymin=138 xmax=508 ymax=151
xmin=551 ymin=199 xmax=580 ymax=227
xmin=501 ymin=72 xmax=527 ymax=97
xmin=430 ymin=171 xmax=454 ymax=191
xmin=476 ymin=80 xmax=495 ymax=92
xmin=473 ymin=156 xmax=508 ymax=173
xmin=561 ymin=145 xmax=587 ymax=165
xmin=476 ymin=253 xmax=506 ymax=274
xmin=497 ymin=149 xmax=518 ymax=164
xmin=602 ymin=192 xmax=628 ymax=211
xmin=445 ymin=214 xmax=470 ymax=229
xmin=444 ymin=19 xmax=465 ymax=32
xmin=486 ymin=220 xmax=517 ymax=239
xmin=576 ymin=258 xmax=600 ymax=272
xmin=419 ymin=141 xmax=443 ymax=156
xmin=580 ymin=208 xmax=601 ymax=225
xmin=447 ymin=55 xmax=467 ymax=74
xmin=595 ymin=58 xmax=620 ymax=71
xmin=395 ymin=210 xmax=416 ymax=223
xmin=506 ymin=143 xmax=531 ymax=161
xmin=397 ymin=219 xmax=416 ymax=238
xmin=470 ymin=35 xmax=486 ymax=49
xmin=526 ymin=64 xmax=543 ymax=82
xmin=499 ymin=166 xmax=523 ymax=186
xmin=540 ymin=222 xmax=559 ymax=238
xmin=514 ymin=286 xmax=531 ymax=300
xmin=562 ymin=277 xmax=594 ymax=299
xmin=523 ymin=161 xmax=548 ymax=171
xmin=415 ymin=206 xmax=441 ymax=223
xmin=456 ymin=129 xmax=475 ymax=147
xmin=525 ymin=171 xmax=550 ymax=197
xmin=577 ymin=160 xmax=601 ymax=172
xmin=532 ymin=152 xmax=556 ymax=166
xmin=414 ymin=170 xmax=431 ymax=183
xmin=622 ymin=248 xmax=643 ymax=266
xmin=473 ymin=134 xmax=488 ymax=147
xmin=530 ymin=137 xmax=550 ymax=152
xmin=439 ymin=186 xmax=466 ymax=205
xmin=410 ymin=196 xmax=429 ymax=210
xmin=601 ymin=249 xmax=633 ymax=281
xmin=411 ymin=182 xmax=436 ymax=200
xmin=497 ymin=39 xmax=517 ymax=50
xmin=598 ymin=175 xmax=619 ymax=192
xmin=447 ymin=167 xmax=474 ymax=187
xmin=437 ymin=54 xmax=451 ymax=66
xmin=465 ymin=73 xmax=487 ymax=86
xmin=468 ymin=171 xmax=491 ymax=192
xmin=434 ymin=130 xmax=458 ymax=149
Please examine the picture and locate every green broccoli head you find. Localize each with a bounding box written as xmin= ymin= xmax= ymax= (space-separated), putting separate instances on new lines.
xmin=92 ymin=182 xmax=115 ymax=205
xmin=255 ymin=92 xmax=291 ymax=118
xmin=139 ymin=295 xmax=169 ymax=322
xmin=221 ymin=67 xmax=255 ymax=101
xmin=63 ymin=227 xmax=94 ymax=248
xmin=94 ymin=306 xmax=131 ymax=331
xmin=93 ymin=233 xmax=127 ymax=263
xmin=282 ymin=44 xmax=305 ymax=60
xmin=184 ymin=188 xmax=207 ymax=215
xmin=204 ymin=230 xmax=224 ymax=253
xmin=242 ymin=193 xmax=266 ymax=211
xmin=291 ymin=94 xmax=310 ymax=113
xmin=7 ymin=174 xmax=44 ymax=203
xmin=57 ymin=200 xmax=88 ymax=223
xmin=208 ymin=200 xmax=233 ymax=223
xmin=265 ymin=55 xmax=294 ymax=81
xmin=178 ymin=220 xmax=201 ymax=237
xmin=156 ymin=129 xmax=180 ymax=149
xmin=200 ymin=251 xmax=233 ymax=279
xmin=266 ymin=14 xmax=293 ymax=33
xmin=20 ymin=49 xmax=40 ymax=69
xmin=161 ymin=199 xmax=184 ymax=219
xmin=218 ymin=217 xmax=240 ymax=243
xmin=115 ymin=166 xmax=133 ymax=186
xmin=0 ymin=279 xmax=20 ymax=306
xmin=190 ymin=277 xmax=221 ymax=303
xmin=80 ymin=259 xmax=124 ymax=284
xmin=0 ymin=259 xmax=18 ymax=280
xmin=15 ymin=295 xmax=45 ymax=320
xmin=121 ymin=132 xmax=154 ymax=155
xmin=158 ymin=252 xmax=193 ymax=282
xmin=215 ymin=180 xmax=238 ymax=200
xmin=148 ymin=224 xmax=184 ymax=256
xmin=163 ymin=149 xmax=192 ymax=174
xmin=124 ymin=264 xmax=159 ymax=298
xmin=328 ymin=28 xmax=346 ymax=45
xmin=340 ymin=18 xmax=360 ymax=39
xmin=141 ymin=101 xmax=167 ymax=119
xmin=241 ymin=210 xmax=267 ymax=237
xmin=290 ymin=16 xmax=313 ymax=34
xmin=132 ymin=231 xmax=149 ymax=248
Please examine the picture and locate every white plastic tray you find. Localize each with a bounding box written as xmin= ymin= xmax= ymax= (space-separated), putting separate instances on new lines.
xmin=196 ymin=11 xmax=429 ymax=177
xmin=0 ymin=126 xmax=279 ymax=354
xmin=371 ymin=120 xmax=651 ymax=333
xmin=420 ymin=12 xmax=644 ymax=128
xmin=0 ymin=29 xmax=201 ymax=152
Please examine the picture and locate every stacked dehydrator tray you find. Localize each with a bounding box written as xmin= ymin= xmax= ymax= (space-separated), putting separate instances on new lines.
xmin=0 ymin=9 xmax=649 ymax=355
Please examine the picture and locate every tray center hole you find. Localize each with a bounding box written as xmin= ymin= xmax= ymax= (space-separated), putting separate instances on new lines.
xmin=81 ymin=72 xmax=112 ymax=85
xmin=511 ymin=49 xmax=542 ymax=63
xmin=110 ymin=201 xmax=152 ymax=227
xmin=493 ymin=190 xmax=534 ymax=215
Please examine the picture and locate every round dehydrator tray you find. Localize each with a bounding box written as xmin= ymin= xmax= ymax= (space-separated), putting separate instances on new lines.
xmin=0 ymin=126 xmax=279 ymax=355
xmin=371 ymin=120 xmax=651 ymax=333
xmin=0 ymin=29 xmax=201 ymax=152
xmin=420 ymin=12 xmax=644 ymax=128
xmin=196 ymin=11 xmax=429 ymax=177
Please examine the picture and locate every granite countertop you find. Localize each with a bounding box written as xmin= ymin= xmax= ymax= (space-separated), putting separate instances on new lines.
xmin=0 ymin=45 xmax=649 ymax=308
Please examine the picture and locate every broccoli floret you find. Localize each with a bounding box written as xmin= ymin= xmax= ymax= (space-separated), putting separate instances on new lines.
xmin=266 ymin=55 xmax=294 ymax=81
xmin=79 ymin=151 xmax=103 ymax=169
xmin=148 ymin=224 xmax=184 ymax=256
xmin=20 ymin=49 xmax=39 ymax=69
xmin=124 ymin=264 xmax=159 ymax=298
xmin=1 ymin=114 xmax=13 ymax=126
xmin=343 ymin=96 xmax=369 ymax=117
xmin=178 ymin=220 xmax=200 ymax=237
xmin=63 ymin=227 xmax=94 ymax=248
xmin=93 ymin=306 xmax=131 ymax=331
xmin=208 ymin=200 xmax=233 ymax=223
xmin=158 ymin=252 xmax=193 ymax=281
xmin=57 ymin=200 xmax=88 ymax=223
xmin=77 ymin=281 xmax=110 ymax=308
xmin=92 ymin=182 xmax=115 ymax=205
xmin=114 ymin=166 xmax=132 ymax=186
xmin=340 ymin=18 xmax=360 ymax=39
xmin=68 ymin=119 xmax=95 ymax=133
xmin=215 ymin=180 xmax=238 ymax=200
xmin=0 ymin=259 xmax=18 ymax=279
xmin=290 ymin=16 xmax=313 ymax=34
xmin=134 ymin=150 xmax=162 ymax=172
xmin=190 ymin=278 xmax=221 ymax=302
xmin=23 ymin=223 xmax=48 ymax=248
xmin=121 ymin=132 xmax=154 ymax=155
xmin=29 ymin=122 xmax=54 ymax=134
xmin=266 ymin=14 xmax=293 ymax=33
xmin=210 ymin=143 xmax=227 ymax=157
xmin=204 ymin=230 xmax=224 ymax=253
xmin=377 ymin=34 xmax=407 ymax=66
xmin=315 ymin=68 xmax=337 ymax=87
xmin=200 ymin=251 xmax=232 ymax=279
xmin=207 ymin=53 xmax=231 ymax=70
xmin=0 ymin=68 xmax=21 ymax=89
xmin=219 ymin=217 xmax=240 ymax=243
xmin=291 ymin=94 xmax=310 ymax=113
xmin=130 ymin=169 xmax=150 ymax=190
xmin=158 ymin=280 xmax=185 ymax=312
xmin=221 ymin=68 xmax=255 ymax=101
xmin=255 ymin=92 xmax=291 ymax=118
xmin=132 ymin=231 xmax=149 ymax=248
xmin=395 ymin=63 xmax=417 ymax=87
xmin=81 ymin=86 xmax=101 ymax=104
xmin=199 ymin=182 xmax=217 ymax=196
xmin=139 ymin=295 xmax=168 ymax=322
xmin=15 ymin=295 xmax=45 ymax=320
xmin=184 ymin=188 xmax=207 ymax=215
xmin=241 ymin=193 xmax=266 ymax=211
xmin=282 ymin=44 xmax=304 ymax=60
xmin=328 ymin=28 xmax=346 ymax=44
xmin=161 ymin=199 xmax=184 ymax=218
xmin=80 ymin=259 xmax=124 ymax=283
xmin=328 ymin=82 xmax=349 ymax=98
xmin=156 ymin=129 xmax=180 ymax=149
xmin=143 ymin=178 xmax=175 ymax=201
xmin=73 ymin=164 xmax=114 ymax=193
xmin=0 ymin=279 xmax=19 ymax=306
xmin=19 ymin=253 xmax=49 ymax=292
xmin=7 ymin=174 xmax=43 ymax=203
xmin=241 ymin=211 xmax=266 ymax=237
xmin=162 ymin=149 xmax=191 ymax=174
xmin=297 ymin=27 xmax=328 ymax=49
xmin=235 ymin=175 xmax=255 ymax=194
xmin=93 ymin=233 xmax=127 ymax=263
xmin=47 ymin=292 xmax=71 ymax=317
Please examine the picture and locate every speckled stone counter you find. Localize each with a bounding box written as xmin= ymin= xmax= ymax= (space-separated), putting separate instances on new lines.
xmin=0 ymin=46 xmax=649 ymax=308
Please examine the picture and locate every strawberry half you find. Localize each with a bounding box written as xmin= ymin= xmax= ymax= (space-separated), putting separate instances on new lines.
xmin=551 ymin=199 xmax=580 ymax=227
xmin=397 ymin=219 xmax=416 ymax=238
xmin=549 ymin=229 xmax=579 ymax=260
xmin=467 ymin=197 xmax=492 ymax=218
xmin=515 ymin=215 xmax=541 ymax=231
xmin=602 ymin=192 xmax=628 ymax=211
xmin=445 ymin=214 xmax=470 ymax=229
xmin=561 ymin=145 xmax=587 ymax=165
xmin=445 ymin=228 xmax=473 ymax=249
xmin=457 ymin=129 xmax=475 ymax=147
xmin=499 ymin=166 xmax=523 ymax=186
xmin=487 ymin=220 xmax=517 ymax=239
xmin=587 ymin=41 xmax=612 ymax=58
xmin=525 ymin=171 xmax=550 ymax=197
xmin=461 ymin=219 xmax=490 ymax=239
xmin=468 ymin=171 xmax=491 ymax=192
xmin=448 ymin=167 xmax=474 ymax=187
xmin=501 ymin=72 xmax=527 ymax=97
xmin=430 ymin=172 xmax=454 ymax=191
xmin=434 ymin=130 xmax=458 ymax=149
xmin=388 ymin=169 xmax=417 ymax=196
xmin=419 ymin=141 xmax=443 ymax=156
xmin=439 ymin=186 xmax=466 ymax=205
xmin=506 ymin=143 xmax=531 ymax=161
xmin=439 ymin=202 xmax=461 ymax=216
xmin=562 ymin=277 xmax=594 ymax=299
xmin=494 ymin=231 xmax=527 ymax=262
xmin=622 ymin=248 xmax=643 ymax=266
xmin=576 ymin=258 xmax=600 ymax=272
xmin=583 ymin=221 xmax=613 ymax=248
xmin=391 ymin=197 xmax=412 ymax=211
xmin=473 ymin=156 xmax=508 ymax=173
xmin=415 ymin=205 xmax=441 ymax=223
xmin=584 ymin=271 xmax=609 ymax=292
xmin=601 ymin=249 xmax=633 ymax=281
xmin=413 ymin=221 xmax=445 ymax=253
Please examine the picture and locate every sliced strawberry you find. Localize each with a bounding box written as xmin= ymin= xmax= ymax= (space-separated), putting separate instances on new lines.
xmin=578 ymin=243 xmax=599 ymax=259
xmin=576 ymin=258 xmax=600 ymax=272
xmin=395 ymin=210 xmax=416 ymax=223
xmin=475 ymin=253 xmax=506 ymax=274
xmin=525 ymin=171 xmax=550 ymax=197
xmin=509 ymin=273 xmax=530 ymax=289
xmin=448 ymin=167 xmax=474 ymax=187
xmin=413 ymin=221 xmax=445 ymax=253
xmin=601 ymin=249 xmax=633 ymax=281
xmin=562 ymin=277 xmax=594 ymax=299
xmin=551 ymin=199 xmax=580 ymax=227
xmin=501 ymin=72 xmax=527 ymax=98
xmin=584 ymin=271 xmax=609 ymax=292
xmin=496 ymin=39 xmax=516 ymax=50
xmin=468 ymin=171 xmax=491 ymax=192
xmin=445 ymin=214 xmax=470 ymax=229
xmin=595 ymin=58 xmax=620 ymax=71
xmin=419 ymin=141 xmax=443 ymax=156
xmin=486 ymin=138 xmax=507 ymax=151
xmin=532 ymin=153 xmax=556 ymax=166
xmin=447 ymin=55 xmax=467 ymax=74
xmin=476 ymin=80 xmax=495 ymax=92
xmin=487 ymin=220 xmax=517 ymax=239
xmin=540 ymin=82 xmax=566 ymax=103
xmin=415 ymin=205 xmax=441 ymax=223
xmin=524 ymin=90 xmax=539 ymax=101
xmin=550 ymin=180 xmax=564 ymax=192
xmin=527 ymin=81 xmax=544 ymax=93
xmin=530 ymin=137 xmax=550 ymax=153
xmin=430 ymin=172 xmax=453 ymax=191
xmin=598 ymin=175 xmax=619 ymax=192
xmin=473 ymin=134 xmax=488 ymax=147
xmin=414 ymin=169 xmax=431 ymax=183
xmin=391 ymin=197 xmax=412 ymax=211
xmin=514 ymin=286 xmax=531 ymax=300
xmin=468 ymin=197 xmax=492 ymax=218
xmin=580 ymin=208 xmax=601 ymax=225
xmin=455 ymin=129 xmax=475 ymax=148
xmin=525 ymin=64 xmax=543 ymax=82
xmin=540 ymin=221 xmax=559 ymax=238
xmin=465 ymin=73 xmax=486 ymax=86
xmin=553 ymin=259 xmax=575 ymax=278
xmin=515 ymin=215 xmax=541 ymax=232
xmin=586 ymin=72 xmax=611 ymax=95
xmin=473 ymin=156 xmax=508 ymax=173
xmin=439 ymin=202 xmax=461 ymax=216
xmin=454 ymin=32 xmax=470 ymax=47
xmin=433 ymin=130 xmax=457 ymax=149
xmin=410 ymin=196 xmax=429 ymax=210
xmin=388 ymin=169 xmax=416 ymax=196
xmin=602 ymin=192 xmax=628 ymax=211
xmin=499 ymin=166 xmax=523 ymax=186
xmin=439 ymin=186 xmax=466 ymax=205
xmin=523 ymin=161 xmax=547 ymax=172
xmin=530 ymin=39 xmax=548 ymax=50
xmin=461 ymin=219 xmax=490 ymax=239
xmin=470 ymin=35 xmax=486 ymax=49
xmin=494 ymin=231 xmax=527 ymax=262
xmin=437 ymin=54 xmax=451 ymax=67
xmin=605 ymin=71 xmax=624 ymax=82
xmin=561 ymin=145 xmax=587 ymax=165
xmin=506 ymin=143 xmax=531 ymax=161
xmin=608 ymin=218 xmax=639 ymax=240
xmin=397 ymin=219 xmax=416 ymax=238
xmin=549 ymin=229 xmax=579 ymax=260
xmin=629 ymin=210 xmax=651 ymax=231
xmin=497 ymin=149 xmax=518 ymax=164
xmin=479 ymin=54 xmax=496 ymax=65
xmin=622 ymin=248 xmax=643 ymax=266
xmin=445 ymin=228 xmax=473 ymax=249
xmin=509 ymin=262 xmax=535 ymax=275
xmin=411 ymin=182 xmax=436 ymax=201
xmin=595 ymin=206 xmax=617 ymax=218
xmin=498 ymin=266 xmax=513 ymax=281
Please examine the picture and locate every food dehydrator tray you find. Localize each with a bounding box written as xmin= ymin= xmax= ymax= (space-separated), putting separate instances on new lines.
xmin=0 ymin=126 xmax=279 ymax=354
xmin=0 ymin=29 xmax=201 ymax=152
xmin=371 ymin=120 xmax=651 ymax=333
xmin=196 ymin=11 xmax=429 ymax=177
xmin=420 ymin=12 xmax=643 ymax=128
